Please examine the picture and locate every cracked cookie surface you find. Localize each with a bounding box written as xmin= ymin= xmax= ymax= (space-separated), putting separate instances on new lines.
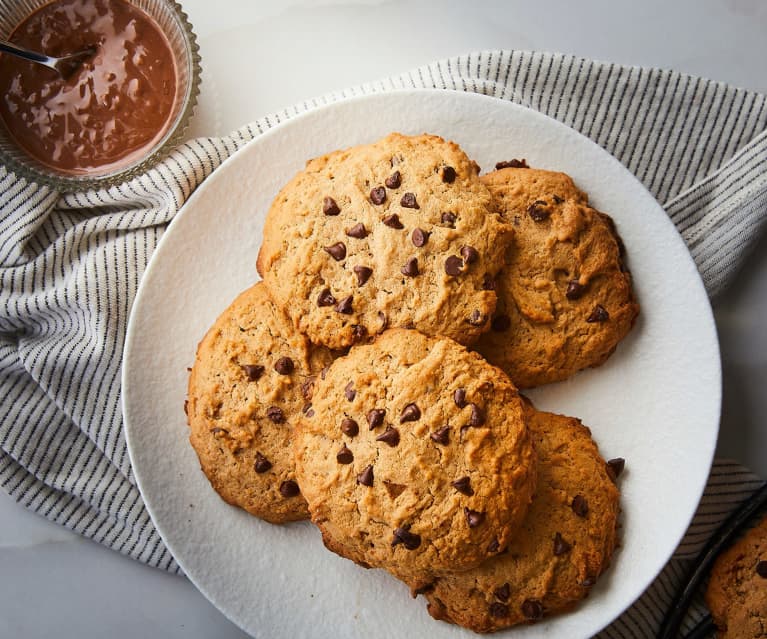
xmin=257 ymin=133 xmax=513 ymax=350
xmin=187 ymin=282 xmax=334 ymax=523
xmin=401 ymin=402 xmax=621 ymax=632
xmin=293 ymin=328 xmax=536 ymax=575
xmin=706 ymin=513 xmax=767 ymax=638
xmin=475 ymin=167 xmax=639 ymax=388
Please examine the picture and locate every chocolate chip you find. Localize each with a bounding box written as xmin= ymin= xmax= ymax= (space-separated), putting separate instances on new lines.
xmin=254 ymin=452 xmax=272 ymax=473
xmin=468 ymin=310 xmax=486 ymax=326
xmin=350 ymin=265 xmax=373 ymax=287
xmin=376 ymin=426 xmax=400 ymax=447
xmin=440 ymin=211 xmax=457 ymax=227
xmin=572 ymin=494 xmax=589 ymax=517
xmin=343 ymin=381 xmax=356 ymax=402
xmin=566 ymin=280 xmax=586 ymax=300
xmin=345 ymin=222 xmax=368 ymax=238
xmin=367 ymin=408 xmax=386 ymax=429
xmin=266 ymin=406 xmax=285 ymax=423
xmin=242 ymin=364 xmax=265 ymax=381
xmin=464 ymin=507 xmax=485 ymax=528
xmin=460 ymin=245 xmax=479 ymax=264
xmin=413 ymin=582 xmax=435 ymax=596
xmin=383 ymin=481 xmax=407 ymax=500
xmin=210 ymin=427 xmax=228 ymax=435
xmin=300 ymin=376 xmax=316 ymax=401
xmin=323 ymin=196 xmax=340 ymax=216
xmin=478 ymin=380 xmax=494 ymax=393
xmin=430 ymin=426 xmax=450 ymax=445
xmin=757 ymin=561 xmax=767 ymax=578
xmin=521 ymin=599 xmax=543 ymax=620
xmin=335 ymin=296 xmax=353 ymax=314
xmin=528 ymin=200 xmax=550 ymax=221
xmin=469 ymin=403 xmax=486 ymax=427
xmin=320 ymin=366 xmax=330 ymax=380
xmin=451 ymin=476 xmax=474 ymax=496
xmin=385 ymin=171 xmax=401 ymax=189
xmin=274 ymin=357 xmax=294 ymax=375
xmin=341 ymin=418 xmax=359 ymax=437
xmin=491 ymin=314 xmax=511 ymax=332
xmin=606 ymin=457 xmax=626 ymax=482
xmin=587 ymin=304 xmax=610 ymax=323
xmin=453 ymin=388 xmax=467 ymax=408
xmin=336 ymin=444 xmax=354 ymax=464
xmin=482 ymin=274 xmax=496 ymax=290
xmin=377 ymin=311 xmax=388 ymax=333
xmin=493 ymin=583 xmax=511 ymax=602
xmin=495 ymin=159 xmax=529 ymax=169
xmin=441 ymin=166 xmax=456 ymax=183
xmin=317 ymin=288 xmax=336 ymax=307
xmin=302 ymin=403 xmax=313 ymax=415
xmin=324 ymin=242 xmax=346 ymax=261
xmin=400 ymin=192 xmax=419 ymax=209
xmin=489 ymin=603 xmax=509 ymax=618
xmin=370 ymin=186 xmax=386 ymax=205
xmin=411 ymin=228 xmax=430 ymax=247
xmin=400 ymin=403 xmax=421 ymax=422
xmin=401 ymin=257 xmax=419 ymax=277
xmin=391 ymin=526 xmax=421 ymax=550
xmin=352 ymin=324 xmax=367 ymax=341
xmin=445 ymin=256 xmax=464 ymax=276
xmin=553 ymin=194 xmax=565 ymax=204
xmin=383 ymin=214 xmax=404 ymax=229
xmin=356 ymin=464 xmax=374 ymax=486
xmin=487 ymin=537 xmax=500 ymax=553
xmin=279 ymin=480 xmax=300 ymax=498
xmin=553 ymin=532 xmax=572 ymax=556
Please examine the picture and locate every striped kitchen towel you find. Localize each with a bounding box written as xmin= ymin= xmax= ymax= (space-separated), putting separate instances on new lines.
xmin=1 ymin=50 xmax=766 ymax=637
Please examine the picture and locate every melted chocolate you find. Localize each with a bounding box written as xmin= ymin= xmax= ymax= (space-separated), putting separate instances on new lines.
xmin=0 ymin=0 xmax=177 ymax=174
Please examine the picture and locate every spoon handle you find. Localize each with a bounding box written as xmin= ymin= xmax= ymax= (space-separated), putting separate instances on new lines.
xmin=0 ymin=39 xmax=52 ymax=65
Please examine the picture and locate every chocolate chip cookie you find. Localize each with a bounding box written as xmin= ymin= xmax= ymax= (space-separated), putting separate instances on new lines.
xmin=187 ymin=282 xmax=334 ymax=524
xmin=401 ymin=402 xmax=622 ymax=632
xmin=475 ymin=167 xmax=639 ymax=388
xmin=706 ymin=513 xmax=767 ymax=638
xmin=257 ymin=133 xmax=513 ymax=350
xmin=293 ymin=328 xmax=537 ymax=575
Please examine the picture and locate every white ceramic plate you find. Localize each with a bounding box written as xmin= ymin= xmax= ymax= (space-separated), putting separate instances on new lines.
xmin=123 ymin=90 xmax=721 ymax=638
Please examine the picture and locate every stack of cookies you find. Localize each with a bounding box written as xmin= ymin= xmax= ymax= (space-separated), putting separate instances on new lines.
xmin=186 ymin=132 xmax=639 ymax=633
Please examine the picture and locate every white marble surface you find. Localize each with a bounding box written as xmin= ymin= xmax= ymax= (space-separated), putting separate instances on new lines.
xmin=2 ymin=1 xmax=766 ymax=637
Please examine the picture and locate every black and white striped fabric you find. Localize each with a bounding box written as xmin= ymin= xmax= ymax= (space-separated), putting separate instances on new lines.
xmin=1 ymin=50 xmax=765 ymax=636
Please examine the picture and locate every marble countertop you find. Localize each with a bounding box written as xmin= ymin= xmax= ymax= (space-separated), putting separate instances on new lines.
xmin=2 ymin=1 xmax=766 ymax=637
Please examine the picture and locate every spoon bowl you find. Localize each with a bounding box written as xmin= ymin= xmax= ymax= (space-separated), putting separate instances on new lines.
xmin=0 ymin=39 xmax=96 ymax=79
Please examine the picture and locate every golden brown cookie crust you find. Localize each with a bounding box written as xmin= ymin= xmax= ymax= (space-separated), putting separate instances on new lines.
xmin=294 ymin=328 xmax=537 ymax=575
xmin=187 ymin=282 xmax=334 ymax=524
xmin=475 ymin=167 xmax=639 ymax=388
xmin=257 ymin=133 xmax=513 ymax=350
xmin=401 ymin=403 xmax=621 ymax=633
xmin=705 ymin=513 xmax=767 ymax=638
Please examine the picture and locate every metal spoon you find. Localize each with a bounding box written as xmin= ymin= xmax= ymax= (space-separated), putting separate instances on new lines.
xmin=0 ymin=39 xmax=96 ymax=79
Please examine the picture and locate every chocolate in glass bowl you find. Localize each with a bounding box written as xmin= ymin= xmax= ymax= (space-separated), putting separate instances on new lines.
xmin=0 ymin=0 xmax=200 ymax=191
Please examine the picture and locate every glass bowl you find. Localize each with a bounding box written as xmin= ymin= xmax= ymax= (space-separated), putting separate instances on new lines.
xmin=0 ymin=0 xmax=201 ymax=192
